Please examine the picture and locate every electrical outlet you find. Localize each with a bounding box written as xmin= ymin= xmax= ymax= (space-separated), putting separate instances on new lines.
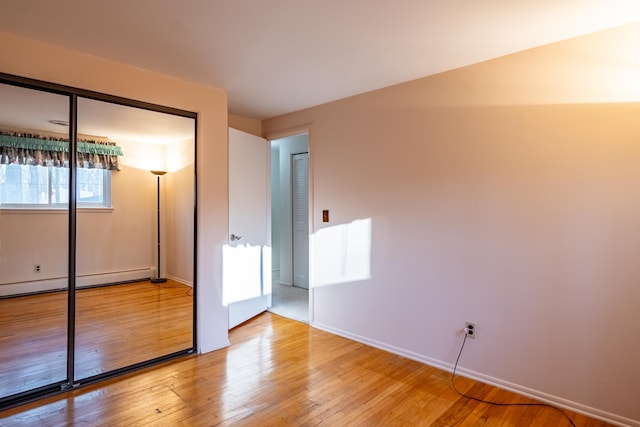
xmin=465 ymin=322 xmax=476 ymax=338
xmin=34 ymin=264 xmax=41 ymax=273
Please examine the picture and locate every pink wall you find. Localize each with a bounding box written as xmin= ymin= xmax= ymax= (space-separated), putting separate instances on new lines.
xmin=264 ymin=23 xmax=640 ymax=425
xmin=0 ymin=31 xmax=230 ymax=352
xmin=229 ymin=113 xmax=262 ymax=137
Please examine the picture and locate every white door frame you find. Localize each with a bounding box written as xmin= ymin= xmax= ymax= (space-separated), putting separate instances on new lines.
xmin=266 ymin=125 xmax=314 ymax=325
xmin=292 ymin=152 xmax=309 ymax=289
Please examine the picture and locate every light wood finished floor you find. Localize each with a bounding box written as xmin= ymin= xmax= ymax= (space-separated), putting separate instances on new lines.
xmin=0 ymin=280 xmax=193 ymax=398
xmin=0 ymin=312 xmax=613 ymax=426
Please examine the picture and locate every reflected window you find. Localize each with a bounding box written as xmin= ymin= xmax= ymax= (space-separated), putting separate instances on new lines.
xmin=76 ymin=167 xmax=110 ymax=206
xmin=0 ymin=164 xmax=110 ymax=207
xmin=0 ymin=128 xmax=121 ymax=209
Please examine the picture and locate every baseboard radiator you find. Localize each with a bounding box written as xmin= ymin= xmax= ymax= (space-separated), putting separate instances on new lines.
xmin=0 ymin=268 xmax=153 ymax=298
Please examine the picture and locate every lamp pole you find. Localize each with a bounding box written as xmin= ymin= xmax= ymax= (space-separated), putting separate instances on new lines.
xmin=150 ymin=170 xmax=167 ymax=283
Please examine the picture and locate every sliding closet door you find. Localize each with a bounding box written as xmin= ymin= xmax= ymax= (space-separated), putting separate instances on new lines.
xmin=0 ymin=82 xmax=70 ymax=402
xmin=74 ymin=97 xmax=195 ymax=380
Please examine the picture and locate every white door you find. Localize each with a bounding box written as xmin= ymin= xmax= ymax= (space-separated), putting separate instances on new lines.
xmin=226 ymin=128 xmax=271 ymax=329
xmin=292 ymin=152 xmax=309 ymax=289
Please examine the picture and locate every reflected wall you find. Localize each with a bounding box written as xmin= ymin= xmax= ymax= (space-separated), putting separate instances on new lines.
xmin=0 ymin=82 xmax=69 ymax=399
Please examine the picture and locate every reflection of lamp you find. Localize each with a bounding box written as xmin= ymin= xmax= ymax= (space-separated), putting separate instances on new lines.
xmin=150 ymin=170 xmax=167 ymax=283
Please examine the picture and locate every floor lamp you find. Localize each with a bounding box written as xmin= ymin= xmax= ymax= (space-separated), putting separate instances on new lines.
xmin=150 ymin=170 xmax=167 ymax=283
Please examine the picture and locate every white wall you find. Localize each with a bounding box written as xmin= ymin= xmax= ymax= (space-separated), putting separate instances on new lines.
xmin=270 ymin=141 xmax=281 ymax=274
xmin=264 ymin=23 xmax=640 ymax=426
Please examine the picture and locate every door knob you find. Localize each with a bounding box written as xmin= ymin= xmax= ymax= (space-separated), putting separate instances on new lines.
xmin=230 ymin=234 xmax=242 ymax=241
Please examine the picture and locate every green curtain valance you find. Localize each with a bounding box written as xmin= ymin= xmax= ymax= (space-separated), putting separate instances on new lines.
xmin=0 ymin=135 xmax=124 ymax=156
xmin=0 ymin=132 xmax=123 ymax=170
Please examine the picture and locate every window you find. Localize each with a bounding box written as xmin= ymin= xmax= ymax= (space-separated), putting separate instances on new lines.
xmin=0 ymin=164 xmax=111 ymax=208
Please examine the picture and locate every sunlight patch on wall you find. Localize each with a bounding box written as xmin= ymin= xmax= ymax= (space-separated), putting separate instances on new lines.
xmin=223 ymin=244 xmax=271 ymax=305
xmin=311 ymin=218 xmax=372 ymax=288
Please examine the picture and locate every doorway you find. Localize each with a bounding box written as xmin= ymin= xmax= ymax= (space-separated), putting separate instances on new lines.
xmin=268 ymin=133 xmax=309 ymax=323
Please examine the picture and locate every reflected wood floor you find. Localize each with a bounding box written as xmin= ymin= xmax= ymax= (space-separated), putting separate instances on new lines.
xmin=0 ymin=312 xmax=613 ymax=426
xmin=0 ymin=280 xmax=193 ymax=398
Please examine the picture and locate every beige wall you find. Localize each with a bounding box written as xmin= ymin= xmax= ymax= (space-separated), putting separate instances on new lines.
xmin=0 ymin=31 xmax=230 ymax=352
xmin=229 ymin=113 xmax=262 ymax=137
xmin=0 ymin=210 xmax=69 ymax=283
xmin=264 ymin=23 xmax=640 ymax=425
xmin=166 ymin=162 xmax=196 ymax=284
xmin=77 ymin=164 xmax=155 ymax=277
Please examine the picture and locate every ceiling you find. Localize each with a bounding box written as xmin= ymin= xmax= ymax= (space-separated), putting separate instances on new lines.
xmin=1 ymin=1 xmax=640 ymax=119
xmin=0 ymin=82 xmax=194 ymax=144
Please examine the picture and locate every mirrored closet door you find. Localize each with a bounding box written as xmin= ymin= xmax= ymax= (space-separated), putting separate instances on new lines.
xmin=74 ymin=97 xmax=195 ymax=380
xmin=0 ymin=75 xmax=196 ymax=408
xmin=0 ymin=82 xmax=70 ymax=400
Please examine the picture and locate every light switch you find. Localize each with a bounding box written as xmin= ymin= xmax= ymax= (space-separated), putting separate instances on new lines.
xmin=322 ymin=209 xmax=329 ymax=222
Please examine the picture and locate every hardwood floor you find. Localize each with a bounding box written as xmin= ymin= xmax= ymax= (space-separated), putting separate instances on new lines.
xmin=0 ymin=280 xmax=193 ymax=398
xmin=0 ymin=312 xmax=613 ymax=426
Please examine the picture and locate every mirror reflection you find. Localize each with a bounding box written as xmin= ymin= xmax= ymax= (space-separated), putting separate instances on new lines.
xmin=74 ymin=98 xmax=195 ymax=379
xmin=0 ymin=81 xmax=195 ymax=401
xmin=0 ymin=82 xmax=70 ymax=398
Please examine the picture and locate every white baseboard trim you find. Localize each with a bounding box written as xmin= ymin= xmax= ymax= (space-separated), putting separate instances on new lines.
xmin=166 ymin=275 xmax=193 ymax=287
xmin=0 ymin=268 xmax=153 ymax=297
xmin=311 ymin=321 xmax=638 ymax=427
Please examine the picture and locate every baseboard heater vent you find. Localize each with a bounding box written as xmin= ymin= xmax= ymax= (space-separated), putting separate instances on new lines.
xmin=0 ymin=268 xmax=153 ymax=298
